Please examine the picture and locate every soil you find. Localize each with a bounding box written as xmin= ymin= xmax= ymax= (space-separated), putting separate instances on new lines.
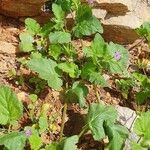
xmin=0 ymin=14 xmax=149 ymax=149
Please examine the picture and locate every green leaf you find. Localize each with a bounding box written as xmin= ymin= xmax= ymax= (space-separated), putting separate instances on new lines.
xmin=29 ymin=94 xmax=38 ymax=103
xmin=107 ymin=42 xmax=129 ymax=74
xmin=106 ymin=124 xmax=128 ymax=150
xmin=25 ymin=18 xmax=41 ymax=35
xmin=27 ymin=58 xmax=63 ymax=90
xmin=132 ymin=72 xmax=150 ymax=88
xmin=83 ymin=34 xmax=106 ymax=63
xmin=39 ymin=117 xmax=48 ymax=133
xmin=130 ymin=141 xmax=143 ymax=150
xmin=136 ymin=22 xmax=150 ymax=37
xmin=55 ymin=0 xmax=72 ymax=12
xmin=0 ymin=132 xmax=26 ymax=150
xmin=60 ymin=135 xmax=79 ymax=150
xmin=142 ymin=133 xmax=150 ymax=148
xmin=73 ymin=4 xmax=103 ymax=37
xmin=49 ymin=44 xmax=63 ymax=60
xmin=76 ymin=4 xmax=92 ymax=22
xmin=49 ymin=31 xmax=71 ymax=44
xmin=134 ymin=111 xmax=150 ymax=137
xmin=58 ymin=62 xmax=79 ymax=78
xmin=0 ymin=85 xmax=23 ymax=125
xmin=136 ymin=91 xmax=150 ymax=105
xmin=66 ymin=82 xmax=88 ymax=107
xmin=86 ymin=103 xmax=118 ymax=141
xmin=40 ymin=22 xmax=54 ymax=37
xmin=81 ymin=62 xmax=108 ymax=87
xmin=52 ymin=3 xmax=65 ymax=29
xmin=46 ymin=135 xmax=79 ymax=150
xmin=115 ymin=78 xmax=135 ymax=99
xmin=89 ymin=72 xmax=108 ymax=87
xmin=73 ymin=16 xmax=103 ymax=37
xmin=19 ymin=32 xmax=34 ymax=52
xmin=45 ymin=143 xmax=58 ymax=150
xmin=29 ymin=129 xmax=42 ymax=150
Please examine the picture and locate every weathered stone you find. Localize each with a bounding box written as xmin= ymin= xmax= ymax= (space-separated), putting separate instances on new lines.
xmin=116 ymin=105 xmax=141 ymax=150
xmin=0 ymin=0 xmax=46 ymax=17
xmin=100 ymin=0 xmax=150 ymax=44
xmin=101 ymin=13 xmax=141 ymax=44
xmin=95 ymin=0 xmax=133 ymax=14
xmin=116 ymin=105 xmax=137 ymax=129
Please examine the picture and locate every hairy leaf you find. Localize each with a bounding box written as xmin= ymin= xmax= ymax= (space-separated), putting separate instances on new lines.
xmin=66 ymin=82 xmax=88 ymax=107
xmin=49 ymin=44 xmax=63 ymax=60
xmin=130 ymin=141 xmax=143 ymax=150
xmin=39 ymin=117 xmax=48 ymax=133
xmin=106 ymin=124 xmax=128 ymax=150
xmin=83 ymin=34 xmax=107 ymax=64
xmin=73 ymin=4 xmax=103 ymax=37
xmin=19 ymin=32 xmax=34 ymax=52
xmin=58 ymin=62 xmax=79 ymax=78
xmin=134 ymin=111 xmax=150 ymax=136
xmin=25 ymin=18 xmax=41 ymax=35
xmin=49 ymin=31 xmax=71 ymax=44
xmin=0 ymin=85 xmax=23 ymax=125
xmin=86 ymin=103 xmax=118 ymax=140
xmin=46 ymin=135 xmax=79 ymax=150
xmin=107 ymin=42 xmax=129 ymax=74
xmin=0 ymin=132 xmax=26 ymax=150
xmin=81 ymin=63 xmax=108 ymax=87
xmin=28 ymin=129 xmax=42 ymax=150
xmin=27 ymin=58 xmax=63 ymax=90
xmin=52 ymin=3 xmax=65 ymax=29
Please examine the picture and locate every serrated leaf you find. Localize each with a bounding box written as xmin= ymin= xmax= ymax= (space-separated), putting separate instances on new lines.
xmin=66 ymin=82 xmax=88 ymax=107
xmin=130 ymin=141 xmax=143 ymax=150
xmin=0 ymin=132 xmax=26 ymax=150
xmin=40 ymin=22 xmax=54 ymax=37
xmin=73 ymin=16 xmax=103 ymax=37
xmin=0 ymin=85 xmax=23 ymax=125
xmin=55 ymin=0 xmax=72 ymax=12
xmin=29 ymin=129 xmax=42 ymax=150
xmin=19 ymin=32 xmax=34 ymax=52
xmin=142 ymin=133 xmax=150 ymax=148
xmin=107 ymin=42 xmax=129 ymax=74
xmin=52 ymin=3 xmax=65 ymax=29
xmin=89 ymin=72 xmax=108 ymax=87
xmin=46 ymin=143 xmax=58 ymax=150
xmin=136 ymin=91 xmax=150 ymax=105
xmin=25 ymin=18 xmax=41 ymax=35
xmin=49 ymin=44 xmax=62 ymax=60
xmin=49 ymin=31 xmax=71 ymax=44
xmin=134 ymin=111 xmax=150 ymax=136
xmin=136 ymin=22 xmax=150 ymax=37
xmin=83 ymin=34 xmax=106 ymax=63
xmin=60 ymin=135 xmax=79 ymax=150
xmin=46 ymin=135 xmax=79 ymax=150
xmin=73 ymin=4 xmax=103 ymax=37
xmin=27 ymin=58 xmax=63 ymax=90
xmin=39 ymin=117 xmax=48 ymax=133
xmin=58 ymin=62 xmax=79 ymax=78
xmin=106 ymin=124 xmax=128 ymax=150
xmin=86 ymin=103 xmax=118 ymax=141
xmin=76 ymin=4 xmax=92 ymax=22
xmin=81 ymin=62 xmax=108 ymax=87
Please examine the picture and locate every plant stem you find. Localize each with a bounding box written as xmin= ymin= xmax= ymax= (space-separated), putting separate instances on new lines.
xmin=59 ymin=103 xmax=68 ymax=141
xmin=78 ymin=125 xmax=88 ymax=138
xmin=8 ymin=124 xmax=11 ymax=133
xmin=94 ymin=85 xmax=100 ymax=103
